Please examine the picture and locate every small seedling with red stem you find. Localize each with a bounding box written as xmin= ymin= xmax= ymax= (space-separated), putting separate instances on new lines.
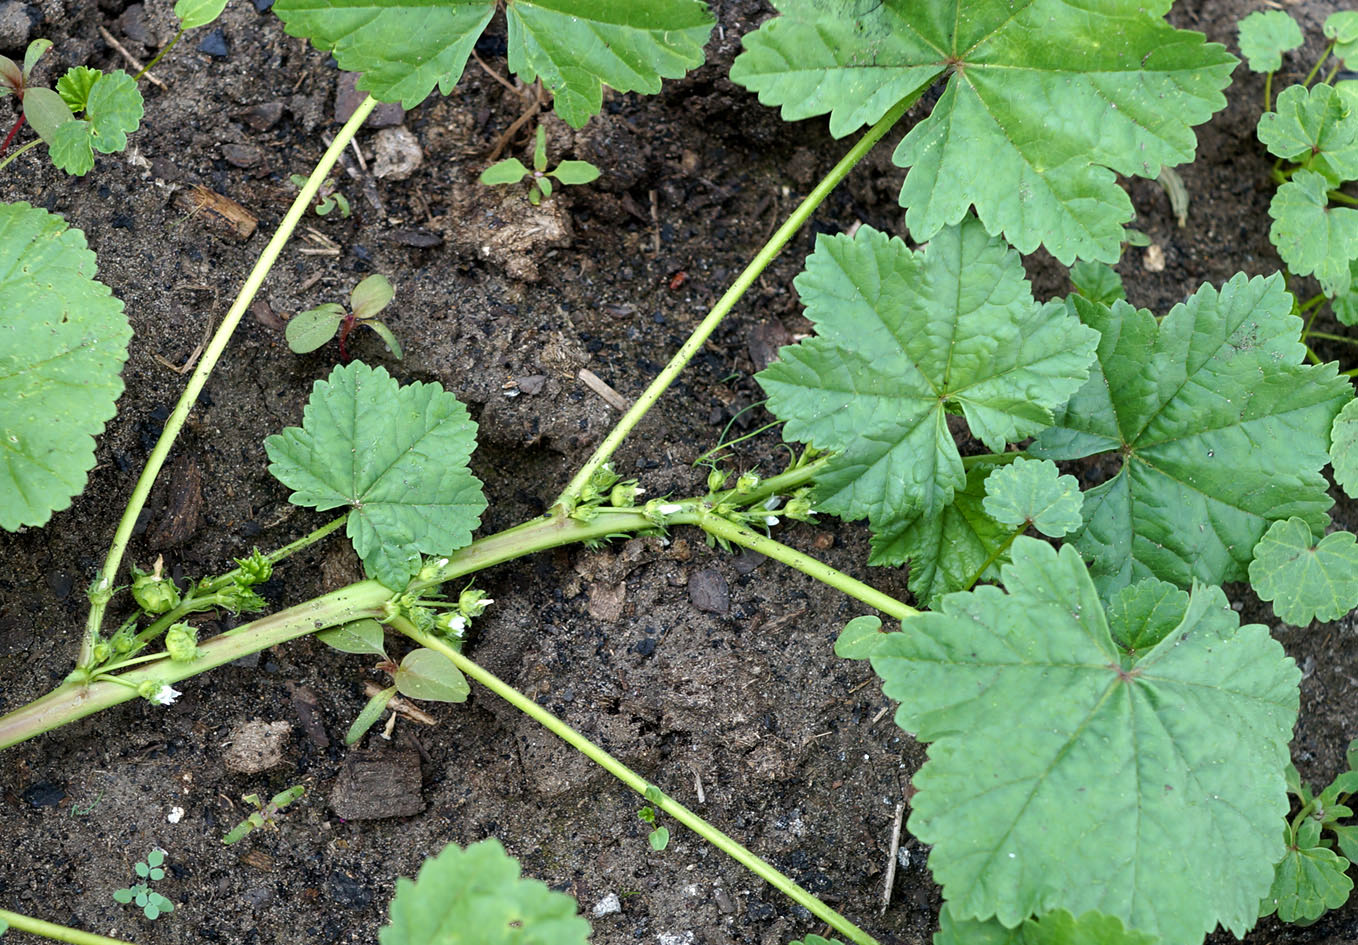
xmin=284 ymin=273 xmax=402 ymax=363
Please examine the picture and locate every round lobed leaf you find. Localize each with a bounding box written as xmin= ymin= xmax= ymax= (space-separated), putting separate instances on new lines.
xmin=48 ymin=119 xmax=94 ymax=175
xmin=1331 ymin=396 xmax=1358 ymax=498
xmin=1248 ymin=517 xmax=1358 ymax=626
xmin=379 ymin=838 xmax=591 ymax=945
xmin=263 ymin=362 xmax=488 ymax=589
xmin=935 ymin=906 xmax=1159 ymax=945
xmin=1257 ymin=84 xmax=1358 ymax=186
xmin=0 ymin=203 xmax=131 ymax=530
xmin=1326 ymin=11 xmax=1358 ymax=68
xmin=1268 ymin=169 xmax=1358 ymax=297
xmin=981 ymin=457 xmax=1083 ymax=538
xmin=84 ymin=70 xmax=143 ymax=154
xmin=1238 ymin=10 xmax=1304 ymax=73
xmin=1261 ymin=834 xmax=1353 ymax=923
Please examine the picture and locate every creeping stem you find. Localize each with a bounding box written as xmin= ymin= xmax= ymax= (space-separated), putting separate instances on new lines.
xmin=79 ymin=97 xmax=381 ymax=669
xmin=0 ymin=908 xmax=140 ymax=945
xmin=553 ymin=95 xmax=916 ymax=511
xmin=394 ymin=620 xmax=884 ymax=945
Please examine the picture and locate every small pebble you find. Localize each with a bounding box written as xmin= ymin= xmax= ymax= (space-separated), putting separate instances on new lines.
xmin=198 ymin=28 xmax=229 ymax=58
xmin=371 ymin=126 xmax=422 ymax=180
xmin=0 ymin=1 xmax=33 ymax=51
xmin=1143 ymin=243 xmax=1166 ymax=272
xmin=252 ymin=0 xmax=274 ymax=10
xmin=591 ymin=893 xmax=621 ymax=917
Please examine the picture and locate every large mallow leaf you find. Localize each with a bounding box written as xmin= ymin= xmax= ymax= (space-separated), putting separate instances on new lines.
xmin=730 ymin=0 xmax=1236 ymax=264
xmin=0 ymin=203 xmax=131 ymax=530
xmin=1031 ymin=273 xmax=1351 ymax=597
xmin=264 ymin=362 xmax=487 ymax=590
xmin=873 ymin=539 xmax=1298 ymax=945
xmin=273 ymin=0 xmax=713 ymax=125
xmin=757 ymin=218 xmax=1098 ymax=593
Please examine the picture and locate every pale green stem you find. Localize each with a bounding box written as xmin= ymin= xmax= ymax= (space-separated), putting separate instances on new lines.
xmin=961 ymin=524 xmax=1024 ymax=593
xmin=0 ymin=137 xmax=41 ymax=172
xmin=1263 ymin=70 xmax=1274 ymax=113
xmin=79 ymin=97 xmax=380 ymax=668
xmin=1302 ymin=43 xmax=1336 ymax=90
xmin=395 ymin=620 xmax=883 ymax=945
xmin=553 ymin=95 xmax=916 ymax=510
xmin=134 ymin=27 xmax=182 ymax=81
xmin=1329 ymin=189 xmax=1358 ymax=206
xmin=696 ymin=512 xmax=917 ymax=622
xmin=0 ymin=908 xmax=140 ymax=945
xmin=196 ymin=513 xmax=348 ymax=595
xmin=1305 ymin=330 xmax=1358 ymax=346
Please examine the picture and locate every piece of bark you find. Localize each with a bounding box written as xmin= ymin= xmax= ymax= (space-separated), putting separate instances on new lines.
xmin=286 ymin=682 xmax=330 ymax=748
xmin=174 ymin=185 xmax=258 ymax=241
xmin=330 ymin=747 xmax=424 ymax=820
xmin=147 ymin=453 xmax=203 ymax=549
xmin=688 ymin=568 xmax=730 ymax=615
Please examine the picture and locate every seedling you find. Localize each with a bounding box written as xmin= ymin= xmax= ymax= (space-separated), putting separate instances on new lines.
xmin=480 ymin=125 xmax=600 ymax=205
xmin=222 ymin=784 xmax=306 ymax=845
xmin=112 ymin=849 xmax=174 ymax=920
xmin=638 ymin=786 xmax=669 ymax=851
xmin=285 ymin=274 xmax=401 ymax=362
xmin=133 ymin=0 xmax=232 ymax=80
xmin=289 ymin=172 xmax=351 ymax=218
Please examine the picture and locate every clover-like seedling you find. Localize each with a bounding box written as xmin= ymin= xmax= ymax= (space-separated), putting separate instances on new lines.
xmin=480 ymin=125 xmax=600 ymax=205
xmin=222 ymin=785 xmax=306 ymax=845
xmin=637 ymin=786 xmax=669 ymax=851
xmin=285 ymin=274 xmax=401 ymax=363
xmin=112 ymin=849 xmax=174 ymax=920
xmin=289 ymin=173 xmax=352 ymax=218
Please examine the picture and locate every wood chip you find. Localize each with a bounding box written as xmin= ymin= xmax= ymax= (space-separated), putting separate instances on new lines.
xmin=688 ymin=568 xmax=730 ymax=615
xmin=174 ymin=185 xmax=257 ymax=241
xmin=329 ymin=747 xmax=424 ymax=820
xmin=577 ymin=368 xmax=629 ymax=411
xmin=146 ymin=453 xmax=203 ymax=549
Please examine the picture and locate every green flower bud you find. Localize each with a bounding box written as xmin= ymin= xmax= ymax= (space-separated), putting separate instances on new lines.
xmin=131 ymin=561 xmax=180 ymax=615
xmin=458 ymin=586 xmax=495 ymax=618
xmin=735 ymin=472 xmax=760 ymax=494
xmin=91 ymin=642 xmax=112 ymax=664
xmin=436 ymin=611 xmax=468 ymax=638
xmin=415 ymin=556 xmax=451 ymax=585
xmin=215 ymin=585 xmax=266 ymax=614
xmin=784 ymin=497 xmax=815 ymax=521
xmin=110 ymin=625 xmax=137 ymax=654
xmin=234 ymin=549 xmax=273 ymax=586
xmin=164 ymin=623 xmax=198 ymax=662
xmin=609 ymin=481 xmax=643 ymax=508
xmin=706 ymin=468 xmax=727 ymax=493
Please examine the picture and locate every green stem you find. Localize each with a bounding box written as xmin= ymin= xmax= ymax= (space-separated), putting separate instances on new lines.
xmin=1343 ymin=366 xmax=1358 ymax=377
xmin=0 ymin=908 xmax=140 ymax=945
xmin=1323 ymin=62 xmax=1341 ymax=88
xmin=395 ymin=621 xmax=883 ymax=945
xmin=696 ymin=512 xmax=917 ymax=622
xmin=134 ymin=28 xmax=181 ymax=81
xmin=961 ymin=524 xmax=1024 ymax=592
xmin=1302 ymin=44 xmax=1336 ymax=90
xmin=1303 ymin=330 xmax=1358 ymax=346
xmin=1328 ymin=189 xmax=1358 ymax=206
xmin=961 ymin=451 xmax=1023 ymax=470
xmin=1297 ymin=293 xmax=1327 ymax=315
xmin=196 ymin=513 xmax=347 ymax=595
xmin=0 ymin=137 xmax=41 ymax=172
xmin=1264 ymin=70 xmax=1274 ymax=113
xmin=79 ymin=97 xmax=380 ymax=669
xmin=553 ymin=95 xmax=915 ymax=510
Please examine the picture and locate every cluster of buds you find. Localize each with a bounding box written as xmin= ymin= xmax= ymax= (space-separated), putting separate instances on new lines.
xmin=233 ymin=548 xmax=273 ymax=586
xmin=571 ymin=463 xmax=645 ymax=522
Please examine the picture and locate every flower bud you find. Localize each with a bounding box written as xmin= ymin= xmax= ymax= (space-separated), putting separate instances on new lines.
xmin=436 ymin=611 xmax=468 ymax=638
xmin=735 ymin=472 xmax=760 ymax=494
xmin=609 ymin=481 xmax=643 ymax=507
xmin=91 ymin=642 xmax=112 ymax=664
xmin=784 ymin=497 xmax=814 ymax=521
xmin=458 ymin=587 xmax=494 ymax=618
xmin=706 ymin=468 xmax=727 ymax=493
xmin=416 ymin=557 xmax=451 ymax=584
xmin=138 ymin=680 xmax=181 ymax=705
xmin=131 ymin=561 xmax=180 ymax=615
xmin=215 ymin=585 xmax=266 ymax=614
xmin=110 ymin=625 xmax=137 ymax=654
xmin=234 ymin=549 xmax=273 ymax=586
xmin=164 ymin=623 xmax=198 ymax=662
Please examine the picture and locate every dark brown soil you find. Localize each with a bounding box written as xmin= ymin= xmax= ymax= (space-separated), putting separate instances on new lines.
xmin=2 ymin=2 xmax=1357 ymax=944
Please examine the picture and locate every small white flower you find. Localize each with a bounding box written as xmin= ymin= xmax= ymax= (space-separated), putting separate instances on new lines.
xmin=765 ymin=515 xmax=780 ymax=527
xmin=657 ymin=503 xmax=683 ymax=515
xmin=449 ymin=615 xmax=467 ymax=634
xmin=153 ymin=685 xmax=181 ymax=706
xmin=763 ymin=496 xmax=782 ymax=511
xmin=167 ymin=807 xmax=184 ymax=824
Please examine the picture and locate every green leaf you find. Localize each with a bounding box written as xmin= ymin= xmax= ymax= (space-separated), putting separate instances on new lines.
xmin=1068 ymin=261 xmax=1125 ymax=306
xmin=480 ymin=158 xmax=529 ymax=186
xmin=1105 ymin=579 xmax=1190 ymax=654
xmin=1269 ymin=169 xmax=1358 ymax=297
xmin=56 ymin=65 xmax=100 ymax=112
xmin=532 ymin=125 xmax=547 ymax=173
xmin=84 ymin=71 xmax=142 ymax=154
xmin=274 ymin=0 xmax=712 ymax=126
xmin=47 ymin=119 xmax=94 ymax=176
xmin=789 ymin=937 xmax=844 ymax=945
xmin=1031 ymin=275 xmax=1351 ymax=596
xmin=175 ymin=0 xmax=229 ymax=29
xmin=535 ymin=175 xmax=552 ymax=200
xmin=981 ymin=457 xmax=1082 ymax=538
xmin=363 ymin=320 xmax=404 ymax=360
xmin=647 ymin=826 xmax=669 ymax=851
xmin=869 ymin=461 xmax=1013 ymax=607
xmin=730 ymin=0 xmax=1236 ymax=264
xmin=1334 ymin=263 xmax=1358 ymax=325
xmin=548 ymin=161 xmax=600 ymax=185
xmin=146 ymin=850 xmax=164 ymax=868
xmin=379 ymin=838 xmax=591 ymax=945
xmin=873 ymin=538 xmax=1298 ymax=942
xmin=394 ymin=648 xmax=469 ymax=703
xmin=346 ymin=684 xmax=396 ymax=744
xmin=317 ymin=618 xmax=388 ymax=656
xmin=21 ymin=86 xmax=71 ymax=145
xmin=935 ymin=906 xmax=1158 ymax=945
xmin=112 ymin=888 xmax=133 ymax=904
xmin=1258 ymin=84 xmax=1358 ymax=186
xmin=1326 ymin=12 xmax=1358 ymax=69
xmin=263 ymin=362 xmax=487 ymax=589
xmin=1237 ymin=10 xmax=1304 ymax=73
xmin=1248 ymin=517 xmax=1358 ymax=626
xmin=284 ymin=303 xmax=344 ymax=354
xmin=22 ymin=38 xmax=51 ymax=79
xmin=1333 ymin=823 xmax=1358 ymax=863
xmin=757 ymin=220 xmax=1098 ymax=572
xmin=350 ymin=273 xmax=394 ymax=319
xmin=505 ymin=0 xmax=714 ymax=128
xmin=833 ymin=614 xmax=884 ymax=660
xmin=1261 ymin=834 xmax=1352 ymax=923
xmin=0 ymin=204 xmax=131 ymax=530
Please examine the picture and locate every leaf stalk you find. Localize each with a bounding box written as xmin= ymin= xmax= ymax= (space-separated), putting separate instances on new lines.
xmin=0 ymin=908 xmax=141 ymax=945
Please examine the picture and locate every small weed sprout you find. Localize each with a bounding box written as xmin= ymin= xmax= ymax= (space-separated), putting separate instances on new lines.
xmin=480 ymin=125 xmax=600 ymax=205
xmin=112 ymin=849 xmax=174 ymax=920
xmin=289 ymin=172 xmax=351 ymax=217
xmin=285 ymin=273 xmax=401 ymax=362
xmin=222 ymin=785 xmax=306 ymax=845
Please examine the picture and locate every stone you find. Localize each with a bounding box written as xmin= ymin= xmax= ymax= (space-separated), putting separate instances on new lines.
xmin=370 ymin=126 xmax=422 ymax=180
xmin=222 ymin=720 xmax=292 ymax=774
